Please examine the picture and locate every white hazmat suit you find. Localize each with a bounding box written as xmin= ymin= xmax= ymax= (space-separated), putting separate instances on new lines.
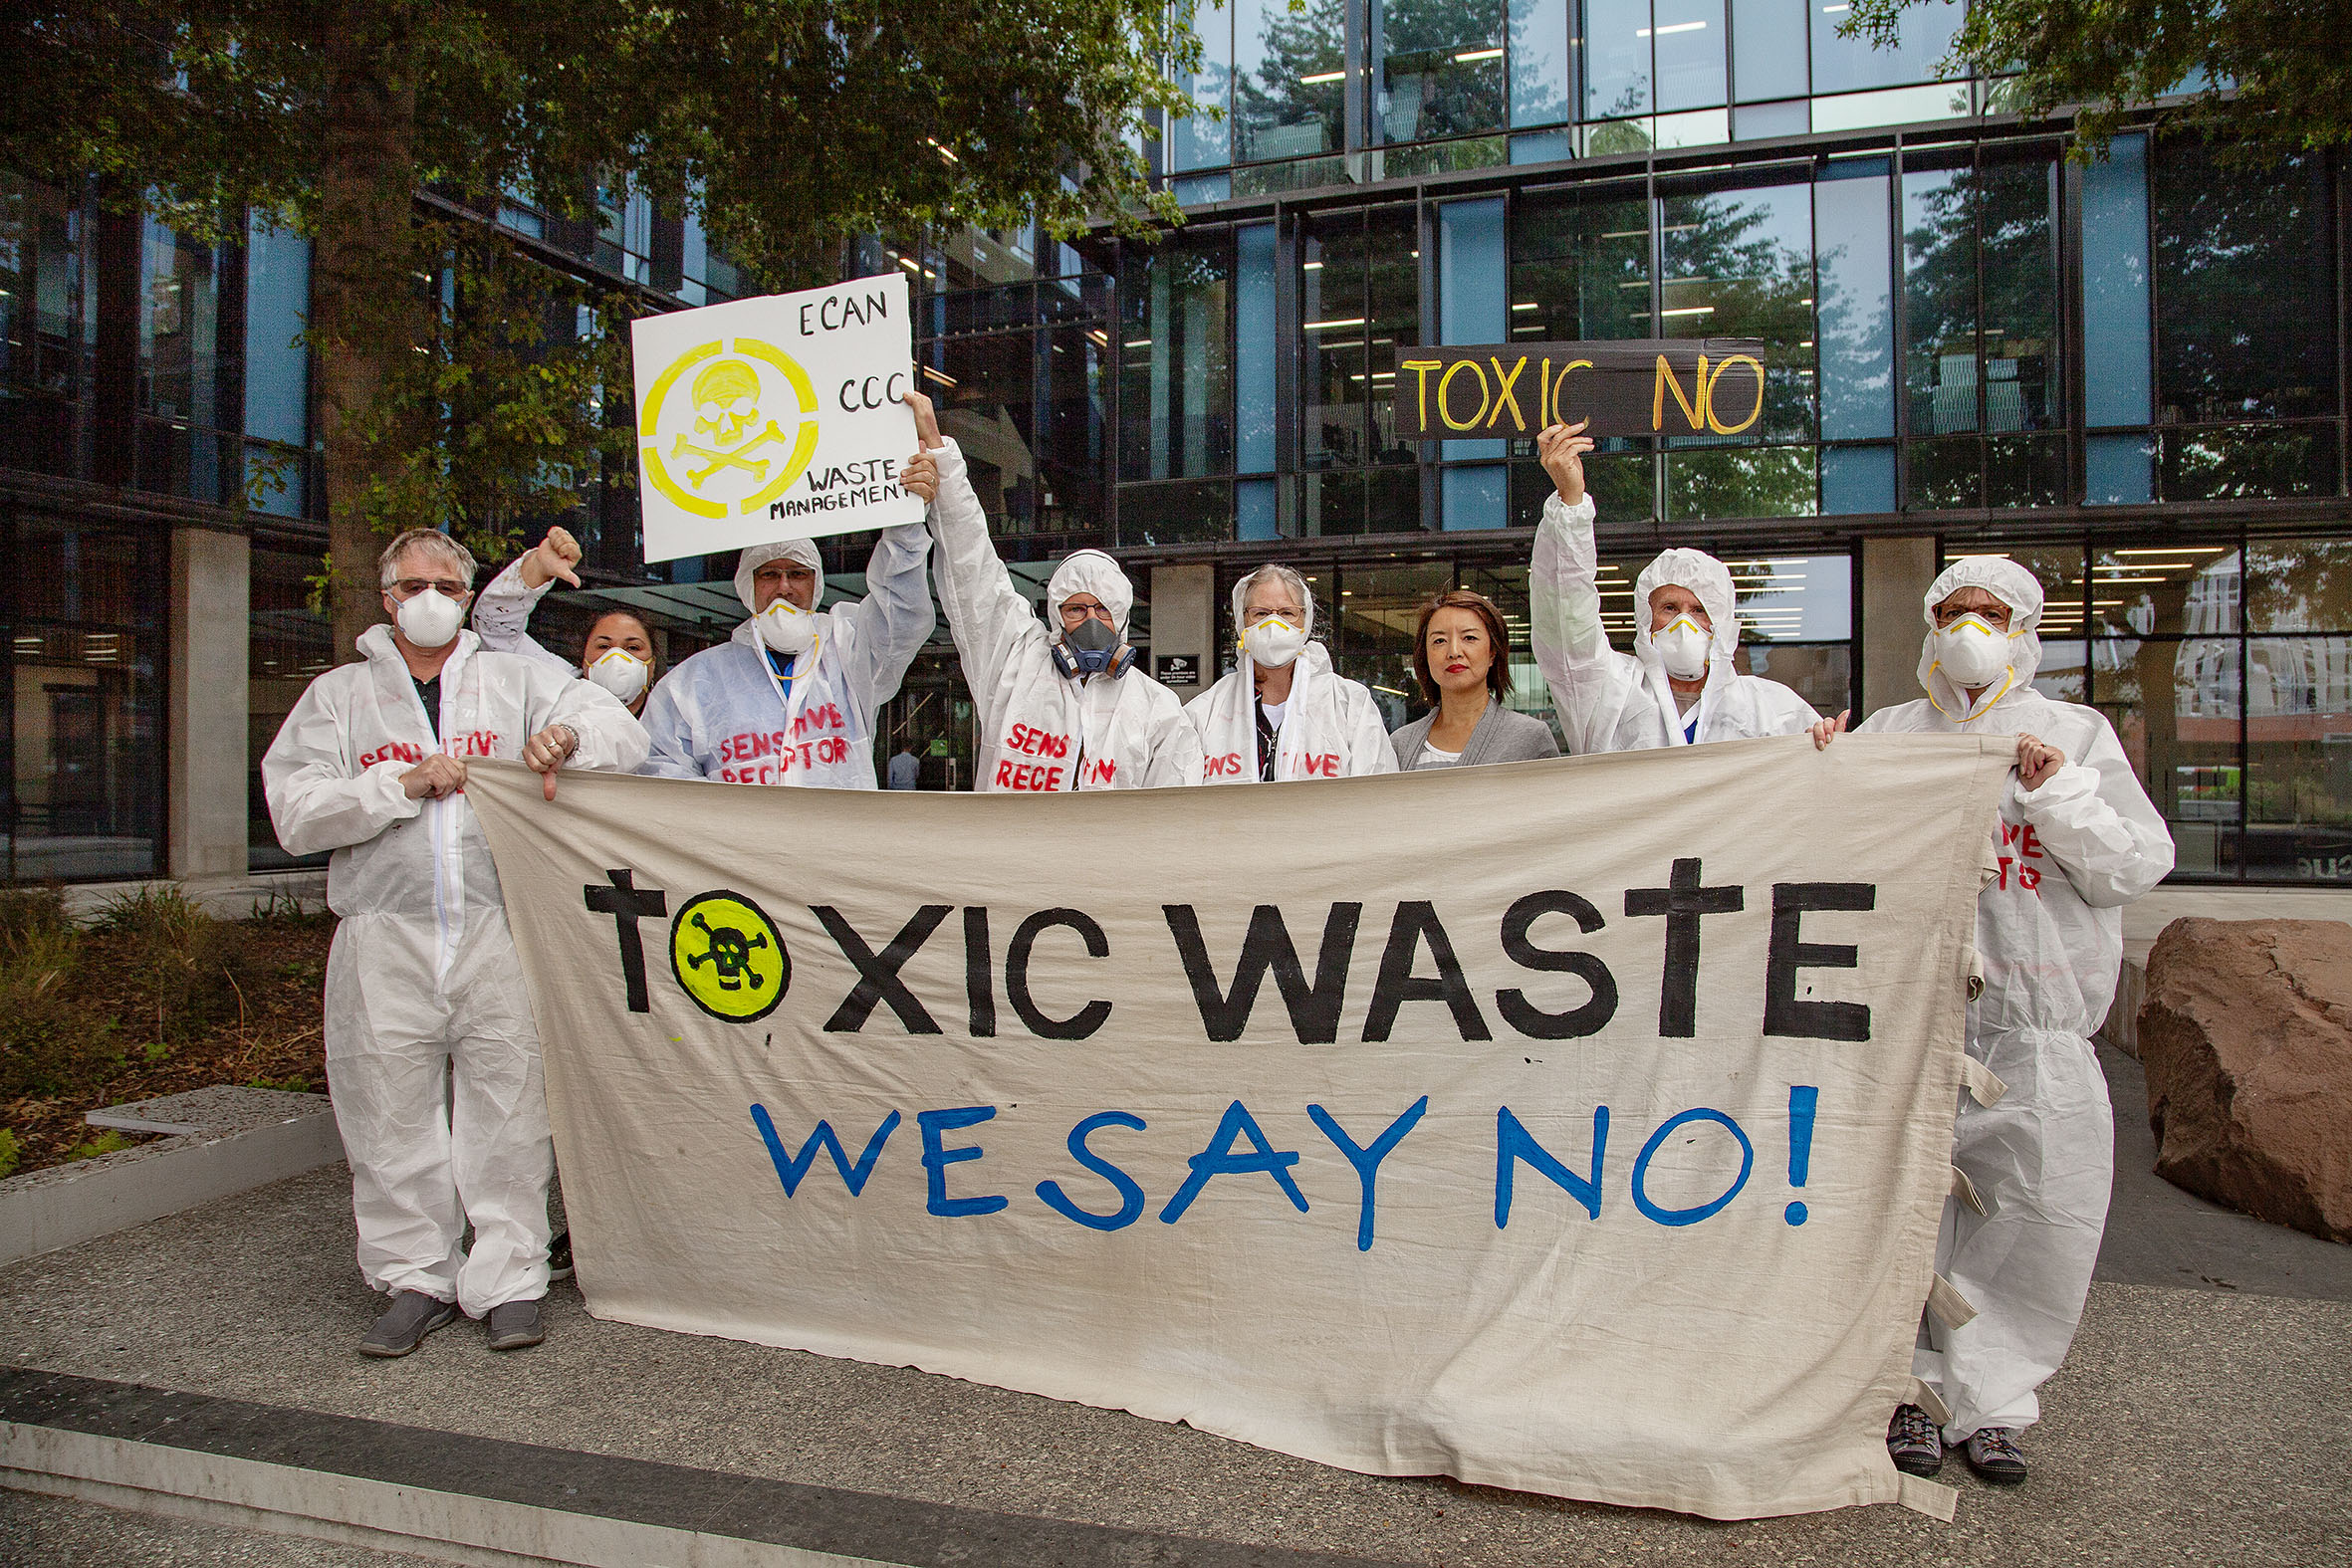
xmin=263 ymin=625 xmax=650 ymax=1315
xmin=467 ymin=559 xmax=583 ymax=680
xmin=1185 ymin=575 xmax=1397 ymax=783
xmin=639 ymin=530 xmax=933 ymax=787
xmin=1857 ymin=556 xmax=2174 ymax=1441
xmin=928 ymin=439 xmax=1203 ymax=789
xmin=1530 ymin=491 xmax=1820 ymax=754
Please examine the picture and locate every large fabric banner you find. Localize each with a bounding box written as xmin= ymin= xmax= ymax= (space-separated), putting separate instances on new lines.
xmin=468 ymin=736 xmax=2011 ymax=1520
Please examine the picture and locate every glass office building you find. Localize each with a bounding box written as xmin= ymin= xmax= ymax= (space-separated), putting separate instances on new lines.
xmin=4 ymin=5 xmax=2348 ymax=885
xmin=901 ymin=2 xmax=2351 ymax=883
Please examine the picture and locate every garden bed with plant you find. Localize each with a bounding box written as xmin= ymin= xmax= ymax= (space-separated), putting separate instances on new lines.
xmin=0 ymin=888 xmax=334 ymax=1180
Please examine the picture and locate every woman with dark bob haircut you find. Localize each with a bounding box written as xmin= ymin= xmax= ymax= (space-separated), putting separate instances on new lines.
xmin=1388 ymin=588 xmax=1562 ymax=770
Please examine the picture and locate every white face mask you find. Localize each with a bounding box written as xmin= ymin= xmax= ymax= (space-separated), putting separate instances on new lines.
xmin=393 ymin=588 xmax=465 ymax=650
xmin=1240 ymin=614 xmax=1309 ymax=669
xmin=754 ymin=595 xmax=819 ymax=656
xmin=584 ymin=648 xmax=650 ymax=705
xmin=1652 ymin=615 xmax=1712 ymax=681
xmin=1932 ymin=613 xmax=2013 ymax=689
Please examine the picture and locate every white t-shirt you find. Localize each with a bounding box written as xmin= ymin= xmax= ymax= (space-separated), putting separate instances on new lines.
xmin=1258 ymin=698 xmax=1289 ymax=730
xmin=1415 ymin=745 xmax=1461 ymax=770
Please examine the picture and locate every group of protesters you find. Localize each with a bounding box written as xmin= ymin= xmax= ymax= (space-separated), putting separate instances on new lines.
xmin=264 ymin=390 xmax=2174 ymax=1491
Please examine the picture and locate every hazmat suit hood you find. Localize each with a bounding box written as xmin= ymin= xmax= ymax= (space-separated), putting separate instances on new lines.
xmin=733 ymin=539 xmax=825 ymax=617
xmin=1919 ymin=556 xmax=2045 ymax=722
xmin=1048 ymin=549 xmax=1135 ymax=642
xmin=1631 ymin=547 xmax=1741 ymax=675
xmin=1230 ymin=566 xmax=1316 ymax=684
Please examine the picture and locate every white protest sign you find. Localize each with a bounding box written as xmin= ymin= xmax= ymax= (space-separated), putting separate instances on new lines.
xmin=467 ymin=737 xmax=2011 ymax=1521
xmin=630 ymin=272 xmax=923 ymax=562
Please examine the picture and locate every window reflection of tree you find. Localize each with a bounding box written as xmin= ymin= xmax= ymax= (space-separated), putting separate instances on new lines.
xmin=1902 ymin=158 xmax=2058 ymax=442
xmin=1377 ymin=0 xmax=1506 ymax=144
xmin=1235 ymin=0 xmax=1345 ymax=163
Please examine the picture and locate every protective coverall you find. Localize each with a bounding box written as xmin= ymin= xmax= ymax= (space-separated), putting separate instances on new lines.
xmin=928 ymin=439 xmax=1203 ymax=789
xmin=263 ymin=625 xmax=649 ymax=1315
xmin=1530 ymin=491 xmax=1820 ymax=754
xmin=639 ymin=530 xmax=934 ymax=787
xmin=467 ymin=559 xmax=593 ymax=680
xmin=1186 ymin=575 xmax=1397 ymax=784
xmin=1857 ymin=557 xmax=2174 ymax=1441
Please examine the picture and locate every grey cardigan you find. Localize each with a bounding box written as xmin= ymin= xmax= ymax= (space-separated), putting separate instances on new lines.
xmin=1389 ymin=701 xmax=1562 ymax=771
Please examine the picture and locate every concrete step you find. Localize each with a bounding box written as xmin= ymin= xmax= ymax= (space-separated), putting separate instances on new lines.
xmin=0 ymin=1369 xmax=1398 ymax=1568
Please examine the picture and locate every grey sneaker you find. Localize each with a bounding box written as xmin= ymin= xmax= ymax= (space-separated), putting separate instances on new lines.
xmin=547 ymin=1231 xmax=573 ymax=1282
xmin=1963 ymin=1426 xmax=2027 ymax=1485
xmin=358 ymin=1290 xmax=458 ymax=1358
xmin=485 ymin=1298 xmax=546 ymax=1352
xmin=1887 ymin=1403 xmax=1944 ymax=1477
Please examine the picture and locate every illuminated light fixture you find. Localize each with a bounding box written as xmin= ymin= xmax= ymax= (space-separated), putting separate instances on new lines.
xmin=1512 ymin=302 xmax=1539 ymax=311
xmin=1821 ymin=3 xmax=1849 ymax=11
xmin=1302 ymin=260 xmax=1323 ymax=270
xmin=1300 ymin=69 xmax=1345 ymax=84
xmin=1798 ymin=339 xmax=1814 ymax=347
xmin=927 ymin=136 xmax=960 ymax=164
xmin=896 ymin=256 xmax=920 ymax=273
xmin=1600 ymin=228 xmax=1647 ymax=239
xmin=1122 ymin=337 xmax=1153 ymax=347
xmin=2093 ymin=574 xmax=2166 ymax=583
xmin=1303 ymin=317 xmax=1367 ymax=330
xmin=2112 ymin=547 xmax=2227 ymax=557
xmin=922 ymin=365 xmax=958 ymax=387
xmin=1454 ymin=47 xmax=1505 ymax=62
xmin=1636 ymin=21 xmax=1709 ymax=36
xmin=1660 ymin=305 xmax=1715 ymax=318
xmin=1086 ymin=329 xmax=1110 ymax=347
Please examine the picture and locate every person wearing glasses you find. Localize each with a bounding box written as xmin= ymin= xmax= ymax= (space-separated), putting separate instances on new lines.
xmin=635 ymin=402 xmax=936 ymax=785
xmin=263 ymin=529 xmax=647 ymax=1359
xmin=1186 ymin=564 xmax=1397 ymax=783
xmin=1388 ymin=588 xmax=1561 ymax=770
xmin=1529 ymin=419 xmax=1838 ymax=753
xmin=919 ymin=392 xmax=1203 ymax=790
xmin=1848 ymin=557 xmax=2173 ymax=1487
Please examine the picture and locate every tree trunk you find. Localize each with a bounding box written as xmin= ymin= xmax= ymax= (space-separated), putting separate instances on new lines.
xmin=311 ymin=7 xmax=421 ymax=661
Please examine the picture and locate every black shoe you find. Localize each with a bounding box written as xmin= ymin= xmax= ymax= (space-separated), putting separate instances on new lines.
xmin=1963 ymin=1427 xmax=2027 ymax=1485
xmin=486 ymin=1298 xmax=546 ymax=1351
xmin=548 ymin=1231 xmax=574 ymax=1282
xmin=358 ymin=1290 xmax=458 ymax=1358
xmin=1886 ymin=1404 xmax=1944 ymax=1477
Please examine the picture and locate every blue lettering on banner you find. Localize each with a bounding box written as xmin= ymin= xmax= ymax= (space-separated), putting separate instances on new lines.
xmin=750 ymin=1104 xmax=900 ymax=1197
xmin=1305 ymin=1097 xmax=1429 ymax=1252
xmin=1035 ymin=1111 xmax=1150 ymax=1232
xmin=918 ymin=1105 xmax=1010 ymax=1217
xmin=1630 ymin=1108 xmax=1754 ymax=1228
xmin=1495 ymin=1105 xmax=1610 ymax=1227
xmin=1159 ymin=1100 xmax=1309 ymax=1224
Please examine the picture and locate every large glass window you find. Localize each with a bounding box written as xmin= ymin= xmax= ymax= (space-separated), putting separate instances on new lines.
xmin=1808 ymin=0 xmax=1961 ymax=98
xmin=1660 ymin=174 xmax=1815 ymax=444
xmin=249 ymin=536 xmax=333 ymax=871
xmin=3 ymin=513 xmax=165 ymax=882
xmin=1300 ymin=205 xmax=1422 ymax=535
xmin=1237 ymin=0 xmax=1347 ymax=163
xmin=2154 ymin=139 xmax=2337 ymax=426
xmin=1119 ymin=228 xmax=1234 ymax=482
xmin=1378 ymin=0 xmax=1508 ymax=145
xmin=0 ymin=173 xmax=86 ymax=478
xmin=137 ymin=217 xmax=241 ymax=504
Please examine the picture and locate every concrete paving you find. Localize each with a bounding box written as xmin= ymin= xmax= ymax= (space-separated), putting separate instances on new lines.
xmin=0 ymin=1489 xmax=438 ymax=1567
xmin=2 ymin=1048 xmax=2347 ymax=1567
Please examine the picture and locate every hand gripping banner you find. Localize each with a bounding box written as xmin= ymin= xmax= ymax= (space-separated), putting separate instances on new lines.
xmin=467 ymin=735 xmax=2011 ymax=1520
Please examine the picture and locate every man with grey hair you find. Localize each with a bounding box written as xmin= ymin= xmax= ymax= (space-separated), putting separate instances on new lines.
xmin=1184 ymin=563 xmax=1396 ymax=783
xmin=265 ymin=527 xmax=647 ymax=1358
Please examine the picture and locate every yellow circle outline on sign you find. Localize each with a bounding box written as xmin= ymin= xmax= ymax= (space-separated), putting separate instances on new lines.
xmin=668 ymin=890 xmax=790 ymax=1022
xmin=638 ymin=336 xmax=823 ymax=520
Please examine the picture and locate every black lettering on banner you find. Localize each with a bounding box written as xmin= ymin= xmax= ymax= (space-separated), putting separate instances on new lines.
xmin=1764 ymin=883 xmax=1876 ymax=1041
xmin=584 ymin=868 xmax=666 ymax=1013
xmin=1362 ymin=902 xmax=1493 ymax=1042
xmin=813 ymin=903 xmax=952 ymax=1033
xmin=964 ymin=906 xmax=997 ymax=1037
xmin=1162 ymin=903 xmax=1362 ymax=1044
xmin=1495 ymin=890 xmax=1619 ymax=1040
xmin=1623 ymin=858 xmax=1745 ymax=1038
xmin=1006 ymin=908 xmax=1112 ymax=1040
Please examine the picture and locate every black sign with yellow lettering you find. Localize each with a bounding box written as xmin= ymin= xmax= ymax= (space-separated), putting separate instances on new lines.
xmin=1390 ymin=338 xmax=1770 ymax=441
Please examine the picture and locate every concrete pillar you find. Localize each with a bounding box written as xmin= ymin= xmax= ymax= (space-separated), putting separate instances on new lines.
xmin=168 ymin=527 xmax=252 ymax=881
xmin=1858 ymin=536 xmax=1938 ymax=719
xmin=1148 ymin=562 xmax=1215 ymax=697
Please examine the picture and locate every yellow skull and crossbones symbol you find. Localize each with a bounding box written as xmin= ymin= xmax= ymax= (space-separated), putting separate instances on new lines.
xmin=674 ymin=358 xmax=792 ymax=487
